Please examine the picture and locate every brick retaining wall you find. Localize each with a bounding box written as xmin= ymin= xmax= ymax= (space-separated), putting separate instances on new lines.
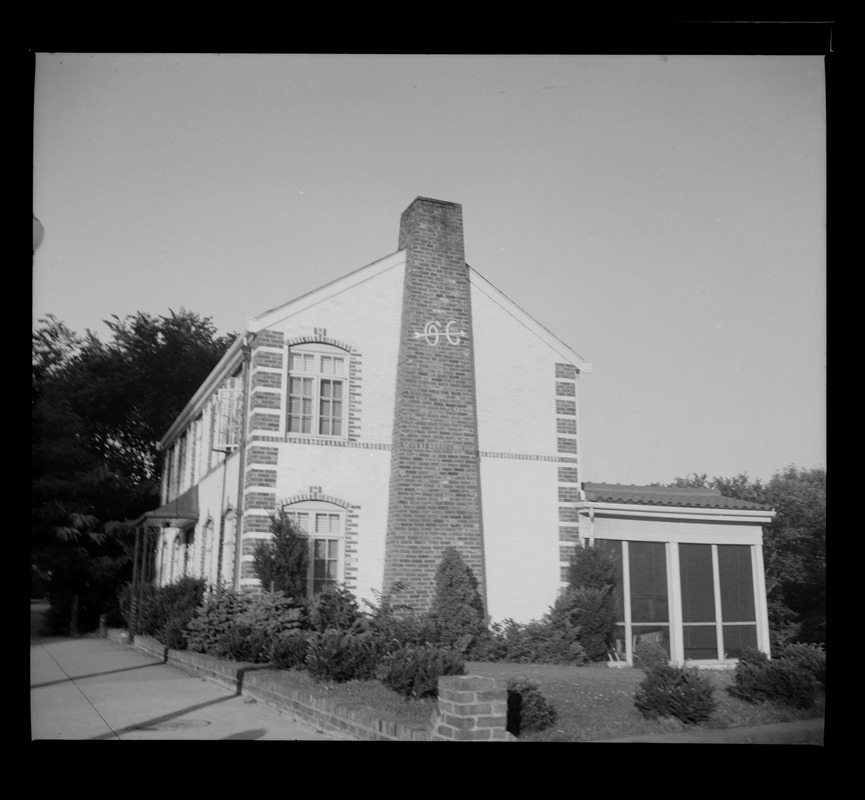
xmin=130 ymin=636 xmax=515 ymax=741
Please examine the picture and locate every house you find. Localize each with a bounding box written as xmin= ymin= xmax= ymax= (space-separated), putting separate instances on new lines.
xmin=136 ymin=196 xmax=774 ymax=666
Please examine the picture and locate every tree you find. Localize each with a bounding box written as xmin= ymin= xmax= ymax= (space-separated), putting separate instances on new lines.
xmin=554 ymin=543 xmax=619 ymax=661
xmin=673 ymin=466 xmax=826 ymax=647
xmin=430 ymin=547 xmax=486 ymax=651
xmin=32 ymin=309 xmax=234 ymax=632
xmin=252 ymin=511 xmax=310 ymax=599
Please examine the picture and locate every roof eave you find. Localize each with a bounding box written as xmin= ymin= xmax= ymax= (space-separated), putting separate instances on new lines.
xmin=574 ymin=500 xmax=776 ymax=524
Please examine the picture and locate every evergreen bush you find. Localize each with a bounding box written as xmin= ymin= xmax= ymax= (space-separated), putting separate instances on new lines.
xmin=567 ymin=543 xmax=617 ymax=589
xmin=482 ymin=618 xmax=587 ymax=665
xmin=728 ymin=659 xmax=818 ymax=710
xmin=252 ymin=511 xmax=309 ymax=597
xmin=776 ymin=642 xmax=826 ymax=689
xmin=214 ymin=622 xmax=272 ymax=663
xmin=634 ymin=665 xmax=716 ymax=724
xmin=271 ymin=630 xmax=311 ymax=670
xmin=119 ymin=576 xmax=205 ymax=648
xmin=184 ymin=589 xmax=304 ymax=656
xmin=507 ymin=677 xmax=557 ymax=736
xmin=304 ymin=630 xmax=382 ymax=683
xmin=376 ymin=645 xmax=466 ymax=699
xmin=429 ymin=547 xmax=487 ymax=652
xmin=551 ymin=586 xmax=617 ymax=662
xmin=310 ymin=585 xmax=362 ymax=632
xmin=633 ymin=640 xmax=669 ymax=671
xmin=735 ymin=645 xmax=770 ymax=667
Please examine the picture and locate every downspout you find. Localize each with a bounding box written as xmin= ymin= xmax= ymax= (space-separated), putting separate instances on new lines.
xmin=232 ymin=333 xmax=253 ymax=591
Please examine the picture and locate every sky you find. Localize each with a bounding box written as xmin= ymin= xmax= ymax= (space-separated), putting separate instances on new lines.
xmin=32 ymin=52 xmax=827 ymax=487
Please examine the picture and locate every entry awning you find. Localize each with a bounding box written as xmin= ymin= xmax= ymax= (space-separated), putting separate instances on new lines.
xmin=133 ymin=486 xmax=199 ymax=529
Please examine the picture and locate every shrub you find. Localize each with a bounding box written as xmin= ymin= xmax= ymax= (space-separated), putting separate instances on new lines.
xmin=305 ymin=630 xmax=382 ymax=683
xmin=634 ymin=665 xmax=716 ymax=725
xmin=310 ymin=586 xmax=362 ymax=633
xmin=567 ymin=543 xmax=617 ymax=589
xmin=377 ymin=645 xmax=466 ymax=699
xmin=507 ymin=677 xmax=557 ymax=736
xmin=551 ymin=586 xmax=617 ymax=662
xmin=252 ymin=511 xmax=309 ymax=598
xmin=213 ymin=622 xmax=273 ymax=663
xmin=429 ymin=547 xmax=487 ymax=652
xmin=728 ymin=659 xmax=818 ymax=710
xmin=271 ymin=630 xmax=311 ymax=670
xmin=119 ymin=577 xmax=205 ymax=648
xmin=633 ymin=641 xmax=669 ymax=671
xmin=360 ymin=584 xmax=440 ymax=648
xmin=184 ymin=589 xmax=304 ymax=657
xmin=776 ymin=642 xmax=826 ymax=689
xmin=184 ymin=589 xmax=248 ymax=653
xmin=735 ymin=645 xmax=770 ymax=667
xmin=482 ymin=618 xmax=587 ymax=665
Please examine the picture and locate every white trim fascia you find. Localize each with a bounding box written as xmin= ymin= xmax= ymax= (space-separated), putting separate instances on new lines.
xmin=247 ymin=250 xmax=407 ymax=333
xmin=159 ymin=334 xmax=246 ymax=450
xmin=467 ymin=266 xmax=592 ymax=372
xmin=574 ymin=501 xmax=775 ymax=525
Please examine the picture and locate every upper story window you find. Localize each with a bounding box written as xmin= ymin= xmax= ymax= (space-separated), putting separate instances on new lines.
xmin=214 ymin=375 xmax=243 ymax=453
xmin=288 ymin=345 xmax=347 ymax=437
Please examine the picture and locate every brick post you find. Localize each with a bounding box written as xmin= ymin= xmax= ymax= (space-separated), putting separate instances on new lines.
xmin=431 ymin=675 xmax=516 ymax=741
xmin=383 ymin=197 xmax=486 ymax=613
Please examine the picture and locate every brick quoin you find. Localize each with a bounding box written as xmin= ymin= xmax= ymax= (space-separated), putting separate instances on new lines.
xmin=384 ymin=198 xmax=486 ymax=613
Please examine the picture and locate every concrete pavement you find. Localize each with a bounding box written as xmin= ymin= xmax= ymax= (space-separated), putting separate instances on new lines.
xmin=30 ymin=605 xmax=346 ymax=741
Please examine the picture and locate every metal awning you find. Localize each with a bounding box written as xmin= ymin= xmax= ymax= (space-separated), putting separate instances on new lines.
xmin=132 ymin=485 xmax=199 ymax=529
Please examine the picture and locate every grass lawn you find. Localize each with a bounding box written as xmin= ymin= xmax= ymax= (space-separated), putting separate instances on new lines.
xmin=285 ymin=661 xmax=825 ymax=742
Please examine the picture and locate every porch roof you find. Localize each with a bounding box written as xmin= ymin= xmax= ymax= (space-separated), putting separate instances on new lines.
xmin=582 ymin=483 xmax=773 ymax=511
xmin=132 ymin=485 xmax=199 ymax=529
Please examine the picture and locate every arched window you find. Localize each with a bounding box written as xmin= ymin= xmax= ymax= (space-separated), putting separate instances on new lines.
xmin=283 ymin=500 xmax=345 ymax=596
xmin=287 ymin=344 xmax=348 ymax=438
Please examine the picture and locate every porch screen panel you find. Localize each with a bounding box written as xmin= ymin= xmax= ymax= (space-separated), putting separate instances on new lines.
xmin=720 ymin=624 xmax=758 ymax=656
xmin=679 ymin=543 xmax=715 ymax=622
xmin=680 ymin=543 xmax=717 ymax=659
xmin=717 ymin=545 xmax=756 ymax=621
xmin=682 ymin=624 xmax=718 ymax=660
xmin=629 ymin=541 xmax=668 ymax=623
xmin=596 ymin=540 xmax=626 ymax=661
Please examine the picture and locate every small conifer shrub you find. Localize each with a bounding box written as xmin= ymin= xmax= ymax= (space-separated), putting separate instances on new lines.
xmin=507 ymin=677 xmax=557 ymax=736
xmin=430 ymin=547 xmax=487 ymax=652
xmin=728 ymin=659 xmax=818 ymax=710
xmin=634 ymin=665 xmax=716 ymax=725
xmin=376 ymin=645 xmax=466 ymax=699
xmin=271 ymin=630 xmax=311 ymax=670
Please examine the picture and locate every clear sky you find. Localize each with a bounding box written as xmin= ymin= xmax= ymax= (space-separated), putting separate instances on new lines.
xmin=32 ymin=52 xmax=826 ymax=487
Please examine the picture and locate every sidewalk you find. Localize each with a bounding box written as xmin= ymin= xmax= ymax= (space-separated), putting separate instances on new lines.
xmin=30 ymin=630 xmax=347 ymax=741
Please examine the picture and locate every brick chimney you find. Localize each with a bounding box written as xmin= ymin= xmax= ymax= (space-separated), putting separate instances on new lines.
xmin=383 ymin=198 xmax=486 ymax=613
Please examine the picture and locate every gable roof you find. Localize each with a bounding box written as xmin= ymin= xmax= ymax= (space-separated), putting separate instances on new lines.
xmin=247 ymin=249 xmax=591 ymax=371
xmin=582 ymin=482 xmax=773 ymax=512
xmin=468 ymin=266 xmax=591 ymax=372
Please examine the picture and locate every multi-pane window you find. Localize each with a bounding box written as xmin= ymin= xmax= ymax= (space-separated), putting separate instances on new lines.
xmin=285 ymin=504 xmax=344 ymax=597
xmin=288 ymin=348 xmax=346 ymax=437
xmin=214 ymin=376 xmax=243 ymax=452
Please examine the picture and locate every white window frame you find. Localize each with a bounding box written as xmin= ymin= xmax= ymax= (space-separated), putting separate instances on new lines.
xmin=283 ymin=501 xmax=345 ymax=598
xmin=287 ymin=344 xmax=348 ymax=439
